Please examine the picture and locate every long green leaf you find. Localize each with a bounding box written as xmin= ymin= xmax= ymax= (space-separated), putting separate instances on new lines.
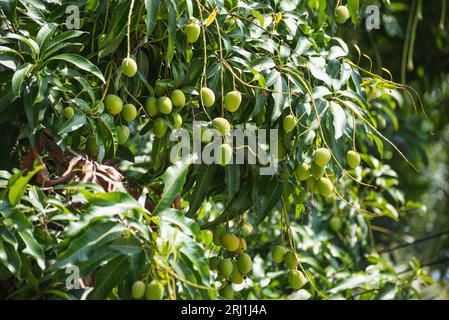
xmin=0 ymin=0 xmax=17 ymax=25
xmin=0 ymin=54 xmax=16 ymax=70
xmin=8 ymin=166 xmax=42 ymax=206
xmin=254 ymin=178 xmax=284 ymax=226
xmin=99 ymin=113 xmax=118 ymax=156
xmin=186 ymin=165 xmax=217 ymax=218
xmin=46 ymin=54 xmax=105 ymax=83
xmin=201 ymin=181 xmax=253 ymax=229
xmin=11 ymin=63 xmax=33 ymax=97
xmin=7 ymin=33 xmax=39 ymax=59
xmin=58 ymin=113 xmax=86 ymax=135
xmin=347 ymin=0 xmax=360 ymax=24
xmin=224 ymin=164 xmax=240 ymax=199
xmin=18 ymin=229 xmax=45 ymax=270
xmin=0 ymin=240 xmax=21 ymax=276
xmin=144 ymin=0 xmax=162 ymax=36
xmin=36 ymin=23 xmax=57 ymax=48
xmin=166 ymin=0 xmax=177 ymax=64
xmin=41 ymin=30 xmax=85 ymax=59
xmin=271 ymin=72 xmax=287 ymax=121
xmin=65 ymin=191 xmax=146 ymax=238
xmin=87 ymin=255 xmax=130 ymax=299
xmin=153 ymin=154 xmax=197 ymax=215
xmin=160 ymin=208 xmax=201 ymax=239
xmin=52 ymin=222 xmax=125 ymax=269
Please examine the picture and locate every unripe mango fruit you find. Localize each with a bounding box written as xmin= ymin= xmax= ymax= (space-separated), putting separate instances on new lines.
xmin=346 ymin=150 xmax=361 ymax=168
xmin=221 ymin=233 xmax=240 ymax=252
xmin=288 ymin=270 xmax=306 ymax=289
xmin=117 ymin=125 xmax=130 ymax=145
xmin=209 ymin=256 xmax=221 ymax=270
xmin=212 ymin=117 xmax=230 ymax=136
xmin=216 ymin=144 xmax=233 ymax=166
xmin=86 ymin=136 xmax=98 ymax=157
xmin=283 ymin=115 xmax=297 ymax=133
xmin=153 ymin=118 xmax=168 ymax=138
xmin=295 ymin=163 xmax=310 ymax=181
xmin=235 ymin=237 xmax=247 ymax=255
xmin=284 ymin=251 xmax=297 ymax=269
xmin=240 ymin=222 xmax=253 ymax=237
xmin=310 ymin=162 xmax=325 ymax=179
xmin=237 ymin=253 xmax=252 ymax=274
xmin=317 ymin=177 xmax=333 ymax=196
xmin=313 ymin=148 xmax=331 ymax=167
xmin=306 ymin=177 xmax=318 ymax=194
xmin=122 ymin=103 xmax=137 ymax=122
xmin=219 ymin=258 xmax=234 ymax=277
xmin=330 ymin=216 xmax=342 ymax=232
xmin=64 ymin=106 xmax=74 ymax=119
xmin=155 ymin=81 xmax=165 ymax=97
xmin=213 ymin=227 xmax=225 ymax=246
xmin=122 ymin=57 xmax=137 ymax=77
xmin=201 ymin=127 xmax=212 ymax=143
xmin=219 ymin=283 xmax=234 ymax=299
xmin=230 ymin=262 xmax=244 ymax=284
xmin=185 ymin=23 xmax=201 ymax=43
xmin=225 ymin=91 xmax=242 ymax=112
xmin=171 ymin=89 xmax=186 ymax=108
xmin=105 ymin=94 xmax=123 ymax=115
xmin=145 ymin=280 xmax=164 ymax=300
xmin=200 ymin=87 xmax=215 ymax=107
xmin=157 ymin=96 xmax=173 ymax=115
xmin=131 ymin=281 xmax=146 ymax=299
xmin=272 ymin=245 xmax=286 ymax=263
xmin=145 ymin=97 xmax=158 ymax=117
xmin=335 ymin=5 xmax=350 ymax=24
xmin=172 ymin=112 xmax=183 ymax=129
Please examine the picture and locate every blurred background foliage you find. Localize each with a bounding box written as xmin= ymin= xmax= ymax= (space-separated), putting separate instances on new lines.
xmin=340 ymin=0 xmax=449 ymax=299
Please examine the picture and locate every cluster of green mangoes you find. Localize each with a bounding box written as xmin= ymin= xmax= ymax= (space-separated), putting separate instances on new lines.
xmin=294 ymin=148 xmax=361 ymax=196
xmin=197 ymin=87 xmax=243 ymax=167
xmin=143 ymin=87 xmax=186 ymax=138
xmin=209 ymin=223 xmax=254 ymax=299
xmin=144 ymin=86 xmax=240 ymax=167
xmin=183 ymin=19 xmax=240 ymax=166
xmin=295 ymin=148 xmax=335 ymax=197
xmin=271 ymin=245 xmax=306 ymax=290
xmin=63 ymin=17 xmax=245 ymax=162
xmin=62 ymin=56 xmax=142 ymax=156
xmin=130 ymin=279 xmax=164 ymax=300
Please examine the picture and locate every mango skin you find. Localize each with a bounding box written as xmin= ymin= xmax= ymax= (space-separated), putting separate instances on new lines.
xmin=313 ymin=148 xmax=331 ymax=167
xmin=157 ymin=96 xmax=173 ymax=115
xmin=200 ymin=87 xmax=215 ymax=107
xmin=122 ymin=57 xmax=137 ymax=77
xmin=185 ymin=23 xmax=201 ymax=43
xmin=283 ymin=115 xmax=297 ymax=133
xmin=131 ymin=281 xmax=146 ymax=299
xmin=171 ymin=90 xmax=186 ymax=108
xmin=145 ymin=97 xmax=158 ymax=117
xmin=225 ymin=91 xmax=242 ymax=112
xmin=272 ymin=245 xmax=286 ymax=263
xmin=347 ymin=150 xmax=361 ymax=168
xmin=335 ymin=6 xmax=350 ymax=24
xmin=145 ymin=280 xmax=164 ymax=300
xmin=105 ymin=94 xmax=123 ymax=115
xmin=288 ymin=270 xmax=306 ymax=289
xmin=64 ymin=106 xmax=74 ymax=119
